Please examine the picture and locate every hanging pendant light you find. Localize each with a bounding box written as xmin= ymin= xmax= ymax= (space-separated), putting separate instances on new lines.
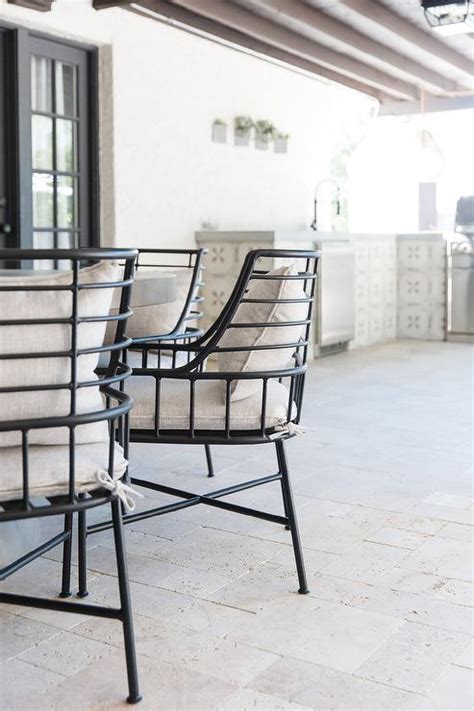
xmin=416 ymin=90 xmax=445 ymax=182
xmin=416 ymin=129 xmax=445 ymax=181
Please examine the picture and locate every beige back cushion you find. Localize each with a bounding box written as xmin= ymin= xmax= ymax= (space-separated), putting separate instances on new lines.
xmin=0 ymin=441 xmax=128 ymax=502
xmin=0 ymin=261 xmax=119 ymax=447
xmin=105 ymin=268 xmax=194 ymax=343
xmin=217 ymin=265 xmax=308 ymax=402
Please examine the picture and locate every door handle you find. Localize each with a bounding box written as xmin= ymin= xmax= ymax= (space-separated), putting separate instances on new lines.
xmin=0 ymin=224 xmax=12 ymax=234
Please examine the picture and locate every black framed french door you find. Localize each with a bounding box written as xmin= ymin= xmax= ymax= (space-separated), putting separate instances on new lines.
xmin=0 ymin=24 xmax=98 ymax=257
xmin=0 ymin=28 xmax=14 ymax=251
xmin=0 ymin=30 xmax=6 ymax=248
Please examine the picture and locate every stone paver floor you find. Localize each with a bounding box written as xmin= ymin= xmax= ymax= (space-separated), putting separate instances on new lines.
xmin=1 ymin=341 xmax=473 ymax=710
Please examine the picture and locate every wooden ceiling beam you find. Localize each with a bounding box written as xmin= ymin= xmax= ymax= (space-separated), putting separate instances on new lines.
xmin=129 ymin=0 xmax=389 ymax=101
xmin=7 ymin=0 xmax=53 ymax=10
xmin=166 ymin=0 xmax=419 ymax=100
xmin=244 ymin=0 xmax=461 ymax=95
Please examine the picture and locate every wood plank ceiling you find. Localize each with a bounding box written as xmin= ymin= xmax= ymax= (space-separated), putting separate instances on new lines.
xmin=13 ymin=0 xmax=474 ymax=109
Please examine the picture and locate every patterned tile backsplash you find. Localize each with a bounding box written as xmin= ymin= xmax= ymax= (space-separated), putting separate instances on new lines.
xmin=352 ymin=236 xmax=397 ymax=348
xmin=197 ymin=232 xmax=447 ymax=349
xmin=397 ymin=234 xmax=446 ymax=341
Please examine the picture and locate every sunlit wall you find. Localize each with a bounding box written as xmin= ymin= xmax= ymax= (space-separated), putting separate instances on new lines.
xmin=347 ymin=109 xmax=474 ymax=235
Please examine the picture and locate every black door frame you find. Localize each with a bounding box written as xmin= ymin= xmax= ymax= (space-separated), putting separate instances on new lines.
xmin=0 ymin=26 xmax=21 ymax=249
xmin=0 ymin=21 xmax=99 ymax=250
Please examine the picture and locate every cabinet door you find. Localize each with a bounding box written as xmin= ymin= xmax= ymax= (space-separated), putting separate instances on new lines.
xmin=451 ymin=260 xmax=474 ymax=335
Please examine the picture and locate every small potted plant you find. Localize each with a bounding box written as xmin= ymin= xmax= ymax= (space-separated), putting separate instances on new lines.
xmin=212 ymin=118 xmax=227 ymax=144
xmin=234 ymin=115 xmax=253 ymax=146
xmin=254 ymin=120 xmax=275 ymax=150
xmin=274 ymin=131 xmax=289 ymax=154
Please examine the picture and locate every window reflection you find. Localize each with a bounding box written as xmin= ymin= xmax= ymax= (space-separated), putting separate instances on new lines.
xmin=31 ymin=56 xmax=52 ymax=113
xmin=57 ymin=176 xmax=76 ymax=228
xmin=32 ymin=173 xmax=54 ymax=227
xmin=32 ymin=115 xmax=53 ymax=170
xmin=56 ymin=62 xmax=77 ymax=117
xmin=56 ymin=119 xmax=75 ymax=172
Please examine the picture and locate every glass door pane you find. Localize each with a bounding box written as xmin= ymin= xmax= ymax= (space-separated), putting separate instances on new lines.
xmin=55 ymin=61 xmax=77 ymax=117
xmin=31 ymin=55 xmax=52 ymax=113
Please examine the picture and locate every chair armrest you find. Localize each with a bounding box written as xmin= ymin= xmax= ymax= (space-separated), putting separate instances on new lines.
xmin=129 ymin=361 xmax=306 ymax=381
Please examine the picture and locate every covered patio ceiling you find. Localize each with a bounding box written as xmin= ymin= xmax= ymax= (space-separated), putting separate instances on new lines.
xmin=90 ymin=0 xmax=474 ymax=113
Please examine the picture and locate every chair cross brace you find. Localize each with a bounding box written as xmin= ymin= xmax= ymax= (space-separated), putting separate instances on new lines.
xmin=87 ymin=472 xmax=287 ymax=534
xmin=0 ymin=529 xmax=71 ymax=581
xmin=0 ymin=591 xmax=123 ymax=620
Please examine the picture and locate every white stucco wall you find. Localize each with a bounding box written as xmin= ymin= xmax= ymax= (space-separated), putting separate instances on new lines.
xmin=1 ymin=0 xmax=373 ymax=249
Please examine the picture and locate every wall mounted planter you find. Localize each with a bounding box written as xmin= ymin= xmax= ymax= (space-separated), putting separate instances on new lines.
xmin=213 ymin=116 xmax=289 ymax=153
xmin=255 ymin=137 xmax=269 ymax=151
xmin=212 ymin=122 xmax=227 ymax=143
xmin=234 ymin=130 xmax=250 ymax=146
xmin=274 ymin=137 xmax=289 ymax=154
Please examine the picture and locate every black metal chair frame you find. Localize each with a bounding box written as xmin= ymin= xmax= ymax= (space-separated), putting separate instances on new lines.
xmin=126 ymin=248 xmax=215 ymax=477
xmin=0 ymin=248 xmax=142 ymax=705
xmin=88 ymin=248 xmax=320 ymax=595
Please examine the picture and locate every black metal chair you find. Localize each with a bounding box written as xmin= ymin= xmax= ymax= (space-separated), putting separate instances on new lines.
xmin=88 ymin=249 xmax=320 ymax=595
xmin=0 ymin=248 xmax=142 ymax=705
xmin=128 ymin=248 xmax=206 ymax=357
xmin=124 ymin=248 xmax=214 ymax=476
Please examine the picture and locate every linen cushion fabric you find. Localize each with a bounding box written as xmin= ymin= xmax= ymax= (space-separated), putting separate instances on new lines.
xmin=0 ymin=261 xmax=119 ymax=447
xmin=127 ymin=376 xmax=295 ymax=432
xmin=123 ymin=268 xmax=195 ymax=339
xmin=217 ymin=265 xmax=308 ymax=401
xmin=0 ymin=441 xmax=127 ymax=502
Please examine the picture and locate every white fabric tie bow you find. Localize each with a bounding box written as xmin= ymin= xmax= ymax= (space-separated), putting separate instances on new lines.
xmin=96 ymin=471 xmax=144 ymax=512
xmin=270 ymin=422 xmax=306 ymax=440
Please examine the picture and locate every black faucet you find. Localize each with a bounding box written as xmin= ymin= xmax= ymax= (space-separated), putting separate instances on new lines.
xmin=311 ymin=179 xmax=341 ymax=231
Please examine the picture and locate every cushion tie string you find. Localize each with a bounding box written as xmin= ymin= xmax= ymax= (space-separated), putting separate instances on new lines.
xmin=269 ymin=421 xmax=306 ymax=440
xmin=96 ymin=471 xmax=144 ymax=512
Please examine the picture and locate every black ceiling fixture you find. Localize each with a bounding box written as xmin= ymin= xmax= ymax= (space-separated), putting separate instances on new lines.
xmin=421 ymin=0 xmax=474 ymax=34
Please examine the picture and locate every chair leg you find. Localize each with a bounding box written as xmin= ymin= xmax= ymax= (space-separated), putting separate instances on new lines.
xmin=77 ymin=500 xmax=88 ymax=598
xmin=276 ymin=444 xmax=291 ymax=530
xmin=59 ymin=513 xmax=73 ymax=598
xmin=111 ymin=498 xmax=142 ymax=704
xmin=275 ymin=440 xmax=309 ymax=595
xmin=204 ymin=444 xmax=214 ymax=477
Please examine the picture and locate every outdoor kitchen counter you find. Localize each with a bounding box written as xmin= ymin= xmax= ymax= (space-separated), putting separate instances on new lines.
xmin=195 ymin=230 xmax=446 ymax=347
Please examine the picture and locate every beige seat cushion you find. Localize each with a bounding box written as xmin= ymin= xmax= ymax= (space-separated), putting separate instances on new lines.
xmin=0 ymin=441 xmax=127 ymax=503
xmin=217 ymin=265 xmax=307 ymax=402
xmin=0 ymin=261 xmax=119 ymax=447
xmin=128 ymin=375 xmax=295 ymax=432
